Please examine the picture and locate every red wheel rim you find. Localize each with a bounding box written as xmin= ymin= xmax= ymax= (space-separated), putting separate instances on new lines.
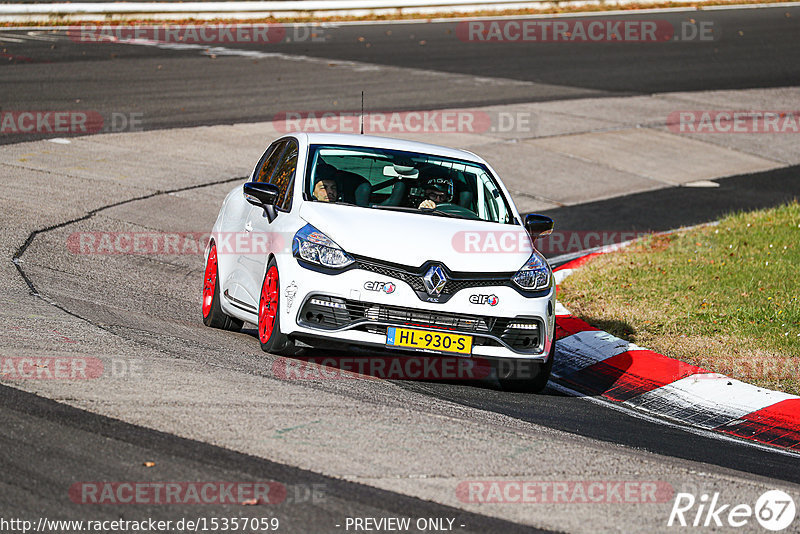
xmin=202 ymin=244 xmax=218 ymax=318
xmin=259 ymin=265 xmax=279 ymax=343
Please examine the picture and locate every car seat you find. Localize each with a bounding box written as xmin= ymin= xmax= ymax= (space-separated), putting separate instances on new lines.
xmin=354 ymin=180 xmax=407 ymax=207
xmin=335 ymin=170 xmax=369 ymax=205
xmin=453 ymin=170 xmax=476 ymax=211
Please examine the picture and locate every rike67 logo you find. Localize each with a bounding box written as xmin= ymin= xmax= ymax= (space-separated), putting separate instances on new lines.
xmin=668 ymin=490 xmax=796 ymax=531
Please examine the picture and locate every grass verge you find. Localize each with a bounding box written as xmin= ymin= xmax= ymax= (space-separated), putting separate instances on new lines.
xmin=559 ymin=201 xmax=800 ymax=396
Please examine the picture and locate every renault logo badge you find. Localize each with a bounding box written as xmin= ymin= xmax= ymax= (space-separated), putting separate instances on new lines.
xmin=423 ymin=265 xmax=448 ymax=296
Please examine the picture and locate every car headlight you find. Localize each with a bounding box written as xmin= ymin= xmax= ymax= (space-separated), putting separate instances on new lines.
xmin=512 ymin=251 xmax=551 ymax=290
xmin=292 ymin=223 xmax=354 ymax=269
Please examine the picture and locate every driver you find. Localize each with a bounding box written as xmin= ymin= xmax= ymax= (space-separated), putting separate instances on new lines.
xmin=418 ymin=177 xmax=454 ymax=210
xmin=312 ymin=162 xmax=339 ymax=202
xmin=313 ymin=178 xmax=338 ymax=202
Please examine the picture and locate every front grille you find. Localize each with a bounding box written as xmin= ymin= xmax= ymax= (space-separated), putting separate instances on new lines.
xmin=357 ymin=262 xmax=425 ymax=292
xmin=299 ymin=295 xmax=499 ymax=332
xmin=298 ymin=296 xmax=545 ymax=353
xmin=346 ymin=300 xmax=496 ymax=333
xmin=355 ymin=260 xmax=510 ymax=296
xmin=444 ymin=279 xmax=504 ymax=293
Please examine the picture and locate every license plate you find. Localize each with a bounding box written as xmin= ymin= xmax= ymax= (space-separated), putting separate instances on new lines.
xmin=386 ymin=327 xmax=472 ymax=355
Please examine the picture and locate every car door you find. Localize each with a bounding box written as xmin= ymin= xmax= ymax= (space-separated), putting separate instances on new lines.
xmin=216 ymin=140 xmax=285 ymax=313
xmin=223 ymin=140 xmax=287 ymax=312
xmin=241 ymin=138 xmax=299 ymax=306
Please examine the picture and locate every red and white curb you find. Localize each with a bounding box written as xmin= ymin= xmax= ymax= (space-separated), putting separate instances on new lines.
xmin=552 ymin=251 xmax=800 ymax=453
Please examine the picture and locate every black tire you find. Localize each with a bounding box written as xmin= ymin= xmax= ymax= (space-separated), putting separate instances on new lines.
xmin=202 ymin=242 xmax=243 ymax=332
xmin=494 ymin=336 xmax=556 ymax=393
xmin=257 ymin=258 xmax=295 ymax=355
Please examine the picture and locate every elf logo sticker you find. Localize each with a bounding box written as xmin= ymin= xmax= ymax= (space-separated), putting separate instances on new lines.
xmin=469 ymin=294 xmax=498 ymax=306
xmin=364 ymin=281 xmax=396 ymax=294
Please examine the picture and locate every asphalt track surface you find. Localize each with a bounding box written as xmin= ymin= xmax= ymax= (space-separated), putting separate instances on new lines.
xmin=0 ymin=384 xmax=542 ymax=533
xmin=540 ymin=164 xmax=800 ymax=236
xmin=1 ymin=6 xmax=800 ymax=142
xmin=2 ymin=6 xmax=800 ymax=532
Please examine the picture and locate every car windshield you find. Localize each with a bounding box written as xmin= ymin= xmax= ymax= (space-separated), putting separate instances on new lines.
xmin=305 ymin=144 xmax=515 ymax=224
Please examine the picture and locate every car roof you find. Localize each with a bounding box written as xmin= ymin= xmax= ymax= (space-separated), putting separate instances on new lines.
xmin=286 ymin=132 xmax=484 ymax=164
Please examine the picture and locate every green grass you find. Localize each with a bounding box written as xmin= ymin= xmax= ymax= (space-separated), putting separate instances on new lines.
xmin=559 ymin=201 xmax=800 ymax=395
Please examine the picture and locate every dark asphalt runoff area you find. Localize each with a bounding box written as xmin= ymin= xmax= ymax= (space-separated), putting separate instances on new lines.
xmin=2 ymin=6 xmax=800 ymax=532
xmin=0 ymin=384 xmax=546 ymax=534
xmin=541 ymin=165 xmax=800 ymax=242
xmin=1 ymin=6 xmax=799 ymax=142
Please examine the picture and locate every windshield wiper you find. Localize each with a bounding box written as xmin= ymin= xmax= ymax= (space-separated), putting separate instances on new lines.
xmin=370 ymin=205 xmax=459 ymax=218
xmin=369 ymin=205 xmax=419 ymax=213
xmin=326 ymin=200 xmax=360 ymax=207
xmin=427 ymin=208 xmax=459 ymax=218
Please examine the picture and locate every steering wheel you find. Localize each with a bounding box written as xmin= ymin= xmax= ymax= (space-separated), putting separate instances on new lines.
xmin=431 ymin=203 xmax=480 ymax=219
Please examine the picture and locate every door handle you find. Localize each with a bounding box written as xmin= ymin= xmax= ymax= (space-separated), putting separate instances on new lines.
xmin=245 ymin=221 xmax=253 ymax=232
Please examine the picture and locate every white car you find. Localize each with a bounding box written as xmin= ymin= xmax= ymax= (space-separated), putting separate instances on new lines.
xmin=202 ymin=133 xmax=556 ymax=391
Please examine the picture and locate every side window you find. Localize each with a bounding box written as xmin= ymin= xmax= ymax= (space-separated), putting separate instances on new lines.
xmin=270 ymin=140 xmax=298 ymax=211
xmin=478 ymin=172 xmax=509 ymax=224
xmin=254 ymin=141 xmax=286 ymax=183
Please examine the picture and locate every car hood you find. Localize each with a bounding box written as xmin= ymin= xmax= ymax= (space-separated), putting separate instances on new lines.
xmin=298 ymin=202 xmax=533 ymax=272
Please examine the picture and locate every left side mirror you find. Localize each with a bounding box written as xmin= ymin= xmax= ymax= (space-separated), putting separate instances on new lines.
xmin=524 ymin=214 xmax=554 ymax=239
xmin=243 ymin=182 xmax=280 ymax=208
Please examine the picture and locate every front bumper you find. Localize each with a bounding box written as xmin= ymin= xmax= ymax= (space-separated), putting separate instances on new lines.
xmin=280 ymin=257 xmax=556 ymax=361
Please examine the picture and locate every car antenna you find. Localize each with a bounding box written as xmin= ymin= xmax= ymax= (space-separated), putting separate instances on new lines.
xmin=360 ymin=91 xmax=364 ymax=135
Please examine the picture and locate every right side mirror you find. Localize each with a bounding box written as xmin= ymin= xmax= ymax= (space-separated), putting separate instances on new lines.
xmin=524 ymin=214 xmax=554 ymax=240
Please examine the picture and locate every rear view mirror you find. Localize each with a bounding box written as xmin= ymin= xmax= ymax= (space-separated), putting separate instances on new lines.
xmin=524 ymin=214 xmax=554 ymax=239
